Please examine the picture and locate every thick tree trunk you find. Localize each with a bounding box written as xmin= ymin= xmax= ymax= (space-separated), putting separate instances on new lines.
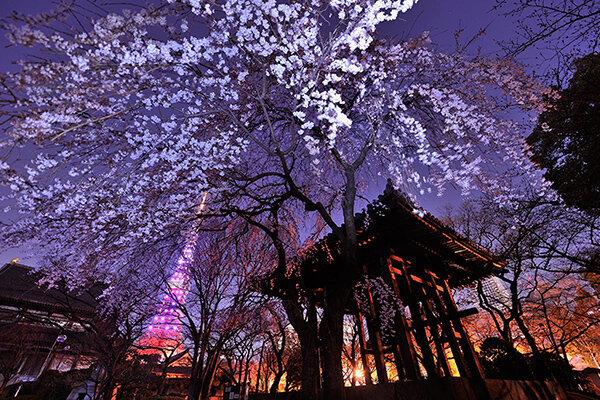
xmin=268 ymin=321 xmax=286 ymax=393
xmin=97 ymin=362 xmax=117 ymax=400
xmin=255 ymin=341 xmax=265 ymax=392
xmin=300 ymin=331 xmax=320 ymax=400
xmin=199 ymin=348 xmax=221 ymax=400
xmin=514 ymin=316 xmax=549 ymax=380
xmin=559 ymin=342 xmax=576 ymax=388
xmin=98 ymin=377 xmax=115 ymax=400
xmin=187 ymin=378 xmax=201 ymax=400
xmin=282 ymin=298 xmax=319 ymax=400
xmin=270 ymin=370 xmax=284 ymax=393
xmin=320 ymin=284 xmax=350 ymax=400
xmin=318 ymin=167 xmax=360 ymax=399
xmin=158 ymin=359 xmax=170 ymax=395
xmin=187 ymin=340 xmax=202 ymax=400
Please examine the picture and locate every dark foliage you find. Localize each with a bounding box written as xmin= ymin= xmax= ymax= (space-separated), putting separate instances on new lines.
xmin=114 ymin=353 xmax=162 ymax=400
xmin=534 ymin=351 xmax=579 ymax=389
xmin=479 ymin=337 xmax=532 ymax=380
xmin=144 ymin=397 xmax=186 ymax=400
xmin=478 ymin=337 xmax=586 ymax=389
xmin=527 ymin=53 xmax=600 ymax=214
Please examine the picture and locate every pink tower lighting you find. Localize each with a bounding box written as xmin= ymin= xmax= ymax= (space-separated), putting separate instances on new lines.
xmin=146 ymin=193 xmax=208 ymax=340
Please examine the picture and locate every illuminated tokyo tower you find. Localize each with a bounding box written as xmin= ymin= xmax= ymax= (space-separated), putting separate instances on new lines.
xmin=141 ymin=193 xmax=207 ymax=351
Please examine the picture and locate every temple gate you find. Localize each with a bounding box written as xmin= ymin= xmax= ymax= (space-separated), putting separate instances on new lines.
xmin=299 ymin=185 xmax=504 ymax=386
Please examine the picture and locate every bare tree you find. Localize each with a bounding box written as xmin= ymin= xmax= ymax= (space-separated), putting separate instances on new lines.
xmin=159 ymin=224 xmax=266 ymax=400
xmin=496 ymin=0 xmax=600 ymax=82
xmin=445 ymin=193 xmax=600 ymax=381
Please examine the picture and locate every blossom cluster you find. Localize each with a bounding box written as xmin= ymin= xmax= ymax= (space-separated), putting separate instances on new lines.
xmin=354 ymin=276 xmax=404 ymax=340
xmin=0 ymin=0 xmax=550 ymax=294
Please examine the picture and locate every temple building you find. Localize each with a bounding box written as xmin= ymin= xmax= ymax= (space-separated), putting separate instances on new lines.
xmin=294 ymin=185 xmax=566 ymax=398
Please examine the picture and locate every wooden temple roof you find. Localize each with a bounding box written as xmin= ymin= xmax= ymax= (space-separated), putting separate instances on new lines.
xmin=299 ymin=184 xmax=505 ymax=289
xmin=368 ymin=186 xmax=505 ymax=287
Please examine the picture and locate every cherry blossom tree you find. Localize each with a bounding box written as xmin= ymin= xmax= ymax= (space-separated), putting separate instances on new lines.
xmin=0 ymin=0 xmax=553 ymax=397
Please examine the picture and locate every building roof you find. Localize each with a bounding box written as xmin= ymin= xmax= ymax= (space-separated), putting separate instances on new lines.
xmin=370 ymin=185 xmax=505 ymax=286
xmin=0 ymin=263 xmax=99 ymax=316
xmin=299 ymin=184 xmax=505 ymax=289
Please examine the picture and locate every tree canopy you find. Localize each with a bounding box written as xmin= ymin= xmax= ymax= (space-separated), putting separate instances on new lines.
xmin=0 ymin=0 xmax=550 ymax=285
xmin=527 ymin=53 xmax=600 ymax=214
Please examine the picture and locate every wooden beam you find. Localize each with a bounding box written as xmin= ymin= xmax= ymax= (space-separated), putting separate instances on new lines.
xmin=425 ymin=271 xmax=470 ymax=378
xmin=391 ymin=257 xmax=439 ymax=378
xmin=354 ymin=311 xmax=373 ymax=385
xmin=418 ymin=285 xmax=451 ymax=377
xmin=440 ymin=278 xmax=485 ymax=380
xmin=409 ymin=274 xmax=444 ymax=291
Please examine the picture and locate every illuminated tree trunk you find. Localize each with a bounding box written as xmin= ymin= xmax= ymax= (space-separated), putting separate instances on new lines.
xmin=199 ymin=347 xmax=221 ymax=400
xmin=320 ymin=284 xmax=352 ymax=400
xmin=187 ymin=338 xmax=202 ymax=400
xmin=97 ymin=360 xmax=118 ymax=400
xmin=270 ymin=362 xmax=285 ymax=393
xmin=514 ymin=315 xmax=549 ymax=380
xmin=318 ymin=168 xmax=360 ymax=400
xmin=300 ymin=332 xmax=320 ymax=400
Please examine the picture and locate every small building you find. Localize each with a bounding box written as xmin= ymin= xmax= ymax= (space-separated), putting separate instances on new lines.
xmin=299 ymin=185 xmax=504 ymax=383
xmin=0 ymin=262 xmax=100 ymax=392
xmin=580 ymin=367 xmax=600 ymax=395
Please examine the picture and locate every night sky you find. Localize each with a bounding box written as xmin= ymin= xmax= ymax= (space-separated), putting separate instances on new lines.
xmin=0 ymin=0 xmax=537 ymax=265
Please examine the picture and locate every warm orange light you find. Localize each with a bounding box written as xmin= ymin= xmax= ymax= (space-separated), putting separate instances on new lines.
xmin=353 ymin=368 xmax=364 ymax=379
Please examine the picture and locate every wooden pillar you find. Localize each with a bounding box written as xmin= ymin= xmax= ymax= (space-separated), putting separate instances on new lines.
xmin=418 ymin=286 xmax=452 ymax=377
xmin=390 ymin=343 xmax=407 ymax=381
xmin=363 ymin=278 xmax=389 ymax=384
xmin=391 ymin=256 xmax=439 ymax=378
xmin=440 ymin=278 xmax=484 ymax=380
xmin=425 ymin=271 xmax=470 ymax=377
xmin=386 ymin=257 xmax=420 ymax=380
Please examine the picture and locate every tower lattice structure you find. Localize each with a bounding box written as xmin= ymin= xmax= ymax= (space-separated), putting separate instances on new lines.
xmin=139 ymin=194 xmax=207 ymax=356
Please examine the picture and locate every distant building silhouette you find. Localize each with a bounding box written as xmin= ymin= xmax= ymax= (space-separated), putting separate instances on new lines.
xmin=0 ymin=262 xmax=100 ymax=391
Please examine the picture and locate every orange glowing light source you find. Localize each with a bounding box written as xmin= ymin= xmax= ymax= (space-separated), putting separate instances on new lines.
xmin=353 ymin=368 xmax=364 ymax=379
